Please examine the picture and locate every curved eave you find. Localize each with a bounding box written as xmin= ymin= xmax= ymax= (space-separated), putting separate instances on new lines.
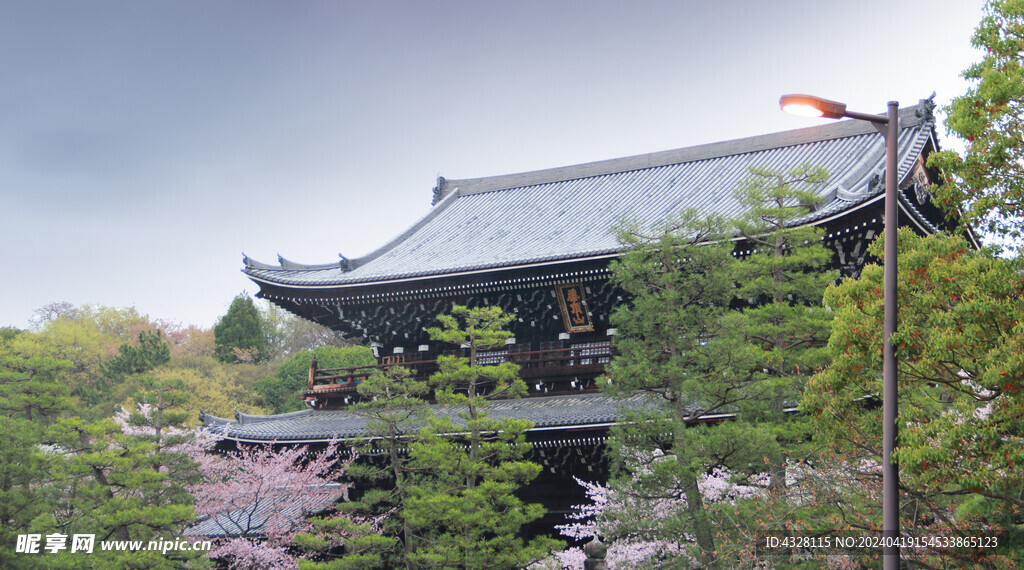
xmin=202 ymin=393 xmax=658 ymax=444
xmin=247 ymin=192 xmax=904 ymax=302
xmin=207 ymin=422 xmax=615 ymax=445
xmin=245 ymin=250 xmax=622 ymax=291
xmin=205 ymin=413 xmax=744 ymax=445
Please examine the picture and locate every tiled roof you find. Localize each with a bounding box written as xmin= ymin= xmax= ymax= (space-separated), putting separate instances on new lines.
xmin=243 ymin=102 xmax=938 ymax=289
xmin=201 ymin=392 xmax=660 ymax=443
xmin=185 ymin=483 xmax=345 ymax=538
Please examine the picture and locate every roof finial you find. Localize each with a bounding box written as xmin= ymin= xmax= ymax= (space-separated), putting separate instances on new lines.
xmin=916 ymin=92 xmax=937 ymax=122
xmin=432 ymin=176 xmax=447 ymax=206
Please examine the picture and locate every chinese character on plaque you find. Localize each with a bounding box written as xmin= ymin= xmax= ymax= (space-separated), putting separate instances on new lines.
xmin=555 ymin=284 xmax=593 ymax=333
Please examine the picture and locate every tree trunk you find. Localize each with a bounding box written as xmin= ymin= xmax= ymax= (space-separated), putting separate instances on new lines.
xmin=682 ymin=470 xmax=718 ymax=568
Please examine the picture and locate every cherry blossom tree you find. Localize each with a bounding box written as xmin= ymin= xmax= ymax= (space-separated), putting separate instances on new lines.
xmin=187 ymin=438 xmax=355 ymax=569
xmin=553 ymin=466 xmax=765 ymax=569
xmin=122 ymin=399 xmax=380 ymax=568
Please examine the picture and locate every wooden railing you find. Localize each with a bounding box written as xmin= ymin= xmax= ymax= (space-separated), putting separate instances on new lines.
xmin=304 ymin=343 xmax=614 ymax=400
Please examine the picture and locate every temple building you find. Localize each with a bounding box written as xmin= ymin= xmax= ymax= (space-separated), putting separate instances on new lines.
xmin=203 ymin=98 xmax=953 ymax=533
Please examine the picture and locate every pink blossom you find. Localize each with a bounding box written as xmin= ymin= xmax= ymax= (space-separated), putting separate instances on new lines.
xmin=188 ymin=440 xmax=353 ymax=538
xmin=208 ymin=537 xmax=297 ymax=570
xmin=556 ymin=466 xmax=765 ymax=568
xmin=187 ymin=434 xmax=357 ymax=567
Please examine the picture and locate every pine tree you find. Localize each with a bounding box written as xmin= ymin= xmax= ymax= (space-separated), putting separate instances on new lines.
xmin=214 ymin=294 xmax=270 ymax=364
xmin=602 ymin=210 xmax=780 ymax=567
xmin=37 ymin=413 xmax=203 ymax=569
xmin=0 ymin=330 xmax=71 ymax=570
xmin=730 ymin=165 xmax=834 ymax=493
xmin=403 ymin=305 xmax=562 ymax=568
xmin=101 ymin=329 xmax=171 ymax=382
xmin=426 ymin=305 xmax=525 ymax=486
xmin=342 ymin=365 xmax=430 ymax=568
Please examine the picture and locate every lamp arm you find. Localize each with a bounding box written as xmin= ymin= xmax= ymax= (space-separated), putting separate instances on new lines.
xmin=843 ymin=109 xmax=890 ymax=125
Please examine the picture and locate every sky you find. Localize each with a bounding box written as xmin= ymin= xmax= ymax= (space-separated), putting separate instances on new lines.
xmin=0 ymin=0 xmax=987 ymax=330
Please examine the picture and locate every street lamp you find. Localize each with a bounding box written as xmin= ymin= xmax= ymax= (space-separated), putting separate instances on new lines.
xmin=780 ymin=94 xmax=900 ymax=569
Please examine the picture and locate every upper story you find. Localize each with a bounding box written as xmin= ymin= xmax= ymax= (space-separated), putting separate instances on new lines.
xmin=240 ymin=98 xmax=957 ymax=408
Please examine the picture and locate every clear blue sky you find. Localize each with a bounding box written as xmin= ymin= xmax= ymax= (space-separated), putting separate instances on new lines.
xmin=0 ymin=0 xmax=986 ymax=329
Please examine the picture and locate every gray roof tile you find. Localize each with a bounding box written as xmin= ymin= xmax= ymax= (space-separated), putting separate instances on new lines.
xmin=185 ymin=483 xmax=345 ymax=538
xmin=244 ymin=103 xmax=937 ymax=288
xmin=202 ymin=392 xmax=659 ymax=443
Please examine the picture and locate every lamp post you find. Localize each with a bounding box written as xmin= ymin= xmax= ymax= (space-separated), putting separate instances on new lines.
xmin=780 ymin=94 xmax=900 ymax=569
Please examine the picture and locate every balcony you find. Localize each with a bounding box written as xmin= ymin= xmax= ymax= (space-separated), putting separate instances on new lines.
xmin=303 ymin=342 xmax=614 ymax=407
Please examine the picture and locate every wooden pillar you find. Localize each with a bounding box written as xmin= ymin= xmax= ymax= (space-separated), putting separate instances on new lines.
xmin=308 ymin=359 xmax=318 ymax=392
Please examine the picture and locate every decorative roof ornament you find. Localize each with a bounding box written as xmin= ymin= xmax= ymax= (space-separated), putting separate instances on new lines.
xmin=867 ymin=173 xmax=883 ymax=194
xmin=916 ymin=92 xmax=937 ymax=122
xmin=431 ymin=176 xmax=448 ymax=205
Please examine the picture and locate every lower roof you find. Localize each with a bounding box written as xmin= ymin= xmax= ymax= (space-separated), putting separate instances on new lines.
xmin=185 ymin=483 xmax=345 ymax=538
xmin=202 ymin=392 xmax=660 ymax=444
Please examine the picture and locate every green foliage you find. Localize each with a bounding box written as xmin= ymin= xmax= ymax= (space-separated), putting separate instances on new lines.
xmin=928 ymin=0 xmax=1024 ymax=239
xmin=0 ymin=302 xmax=334 ymax=567
xmin=427 ymin=305 xmax=525 ymax=410
xmin=729 ymin=166 xmax=834 ymax=484
xmin=102 ymin=330 xmax=171 ymax=383
xmin=605 ymin=211 xmax=741 ymax=406
xmin=342 ymin=366 xmax=430 ymax=566
xmin=260 ymin=301 xmax=353 ymax=360
xmin=20 ymin=305 xmax=166 ymax=420
xmin=125 ymin=376 xmax=192 ymax=441
xmin=31 ymin=303 xmax=149 ymax=342
xmin=35 ymin=415 xmax=203 ymax=569
xmin=405 ymin=417 xmax=561 ymax=569
xmin=154 ymin=361 xmax=270 ymax=426
xmin=601 ymin=171 xmax=835 ymax=565
xmin=0 ymin=327 xmax=21 ymax=344
xmin=0 ymin=309 xmax=214 ymax=568
xmin=0 ymin=417 xmax=56 ymax=570
xmin=426 ymin=305 xmax=527 ymax=485
xmin=396 ymin=306 xmax=561 ymax=568
xmin=33 ymin=315 xmax=123 ymax=416
xmin=0 ymin=332 xmax=73 ymax=422
xmin=732 ymin=164 xmax=833 ymax=307
xmin=604 ymin=209 xmax=780 ymax=565
xmin=214 ymin=294 xmax=270 ymax=364
xmin=353 ymin=366 xmax=431 ymax=439
xmin=295 ymin=516 xmax=399 ymax=569
xmin=0 ymin=338 xmax=67 ymax=568
xmin=276 ymin=345 xmax=376 ymax=382
xmin=255 ymin=345 xmax=376 ymax=413
xmin=805 ymin=229 xmax=1024 ymax=566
